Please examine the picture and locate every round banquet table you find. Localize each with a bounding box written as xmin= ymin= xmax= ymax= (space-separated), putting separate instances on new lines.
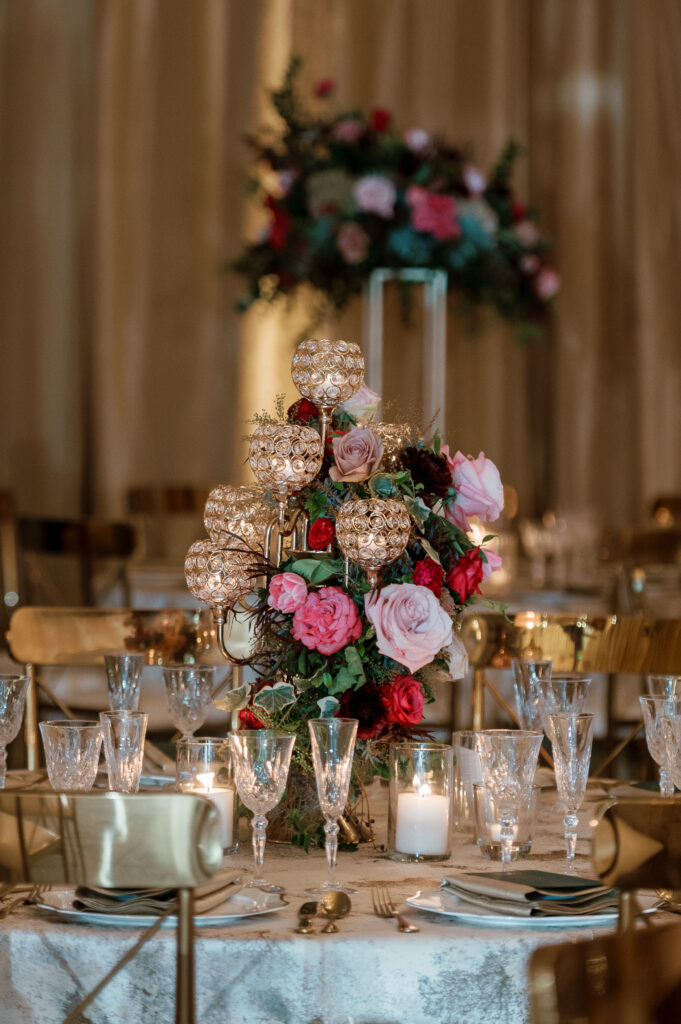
xmin=0 ymin=775 xmax=667 ymax=1024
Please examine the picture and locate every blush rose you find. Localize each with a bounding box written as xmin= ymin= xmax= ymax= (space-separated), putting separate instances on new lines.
xmin=481 ymin=548 xmax=502 ymax=581
xmin=330 ymin=426 xmax=384 ymax=482
xmin=364 ymin=583 xmax=453 ymax=673
xmin=353 ymin=175 xmax=397 ymax=219
xmin=338 ymin=382 xmax=382 ymax=423
xmin=443 ymin=449 xmax=504 ymax=531
xmin=268 ymin=572 xmax=308 ymax=613
xmin=292 ymin=586 xmax=362 ymax=656
xmin=382 ymin=675 xmax=424 ymax=727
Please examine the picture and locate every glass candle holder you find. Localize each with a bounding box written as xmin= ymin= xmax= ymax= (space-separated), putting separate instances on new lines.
xmin=388 ymin=743 xmax=452 ymax=862
xmin=248 ymin=423 xmax=323 ymax=498
xmin=291 ymin=338 xmax=365 ymax=409
xmin=473 ymin=783 xmax=541 ymax=861
xmin=184 ymin=539 xmax=255 ymax=608
xmin=176 ymin=736 xmax=239 ymax=855
xmin=204 ymin=484 xmax=271 ymax=553
xmin=372 ymin=422 xmax=418 ymax=469
xmin=336 ymin=497 xmax=411 ymax=589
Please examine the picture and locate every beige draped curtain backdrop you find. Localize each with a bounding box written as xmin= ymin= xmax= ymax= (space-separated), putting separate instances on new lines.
xmin=1 ymin=0 xmax=680 ymax=527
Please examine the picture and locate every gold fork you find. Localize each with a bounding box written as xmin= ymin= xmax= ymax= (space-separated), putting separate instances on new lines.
xmin=371 ymin=886 xmax=419 ymax=933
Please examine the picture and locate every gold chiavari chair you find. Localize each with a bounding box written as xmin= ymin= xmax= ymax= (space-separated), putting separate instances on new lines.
xmin=0 ymin=790 xmax=223 ymax=1024
xmin=529 ymin=798 xmax=681 ymax=1023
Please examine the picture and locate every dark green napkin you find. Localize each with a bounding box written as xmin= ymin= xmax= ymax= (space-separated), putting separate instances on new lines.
xmin=441 ymin=870 xmax=618 ymax=917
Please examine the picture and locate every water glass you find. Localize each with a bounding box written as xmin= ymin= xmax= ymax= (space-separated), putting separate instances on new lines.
xmin=476 ymin=729 xmax=543 ymax=867
xmin=548 ymin=711 xmax=595 ymax=864
xmin=647 ymin=675 xmax=681 ymax=699
xmin=228 ymin=730 xmax=296 ymax=892
xmin=104 ymin=652 xmax=145 ymax=710
xmin=0 ymin=675 xmax=29 ymax=788
xmin=388 ymin=743 xmax=453 ymax=862
xmin=511 ymin=660 xmax=552 ymax=730
xmin=452 ymin=730 xmax=483 ymax=836
xmin=473 ymin=783 xmax=541 ymax=860
xmin=308 ymin=718 xmax=358 ymax=894
xmin=177 ymin=737 xmax=239 ymax=854
xmin=40 ymin=720 xmax=103 ymax=792
xmin=640 ymin=695 xmax=681 ymax=796
xmin=162 ymin=665 xmax=215 ymax=737
xmin=99 ymin=711 xmax=148 ymax=793
xmin=537 ymin=675 xmax=592 ymax=738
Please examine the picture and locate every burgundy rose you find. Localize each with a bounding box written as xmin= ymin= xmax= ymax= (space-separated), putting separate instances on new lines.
xmin=308 ymin=517 xmax=335 ymax=550
xmin=339 ymin=684 xmax=388 ymax=739
xmin=412 ymin=558 xmax=444 ymax=598
xmin=314 ymin=78 xmax=335 ymax=97
xmin=288 ymin=398 xmax=319 ymax=425
xmin=401 ymin=447 xmax=452 ymax=498
xmin=512 ymin=201 xmax=527 ymax=222
xmin=265 ymin=196 xmax=291 ymax=250
xmin=381 ymin=676 xmax=424 ymax=727
xmin=371 ymin=108 xmax=391 ymax=132
xmin=239 ymin=707 xmax=265 ymax=730
xmin=446 ymin=548 xmax=484 ymax=603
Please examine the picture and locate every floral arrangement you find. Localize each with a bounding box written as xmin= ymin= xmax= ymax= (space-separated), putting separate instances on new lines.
xmin=233 ymin=58 xmax=558 ymax=339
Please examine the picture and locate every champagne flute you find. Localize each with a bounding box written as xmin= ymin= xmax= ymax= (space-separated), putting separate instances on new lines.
xmin=0 ymin=675 xmax=29 ymax=788
xmin=640 ymin=696 xmax=681 ymax=796
xmin=307 ymin=718 xmax=358 ymax=895
xmin=511 ymin=660 xmax=552 ymax=730
xmin=548 ymin=712 xmax=595 ymax=865
xmin=228 ymin=729 xmax=296 ymax=893
xmin=476 ymin=730 xmax=543 ymax=868
xmin=537 ymin=675 xmax=592 ymax=739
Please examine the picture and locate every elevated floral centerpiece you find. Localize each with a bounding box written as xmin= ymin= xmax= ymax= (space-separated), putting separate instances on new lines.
xmin=185 ymin=338 xmax=504 ymax=847
xmin=233 ymin=59 xmax=558 ymax=338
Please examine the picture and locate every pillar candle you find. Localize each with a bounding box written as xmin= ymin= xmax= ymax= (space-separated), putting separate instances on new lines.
xmin=395 ymin=791 xmax=450 ymax=856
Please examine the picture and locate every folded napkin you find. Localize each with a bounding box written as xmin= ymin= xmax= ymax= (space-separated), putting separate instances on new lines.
xmin=73 ymin=871 xmax=242 ymax=916
xmin=441 ymin=870 xmax=619 ymax=917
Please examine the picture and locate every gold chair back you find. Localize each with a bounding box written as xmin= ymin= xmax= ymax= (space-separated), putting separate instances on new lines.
xmin=592 ymin=797 xmax=681 ymax=894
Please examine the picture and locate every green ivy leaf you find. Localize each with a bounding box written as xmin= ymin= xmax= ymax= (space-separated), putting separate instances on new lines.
xmin=288 ymin=558 xmax=344 ymax=584
xmin=344 ymin=645 xmax=366 ymax=683
xmin=213 ymin=683 xmax=251 ymax=713
xmin=253 ymin=682 xmax=297 ymax=714
xmin=317 ymin=695 xmax=340 ymax=716
xmin=326 ymin=666 xmax=357 ymax=695
xmin=404 ymin=495 xmax=430 ymax=530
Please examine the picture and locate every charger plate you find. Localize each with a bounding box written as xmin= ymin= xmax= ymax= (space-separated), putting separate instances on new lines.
xmin=35 ymin=887 xmax=287 ymax=928
xmin=406 ymin=889 xmax=660 ymax=928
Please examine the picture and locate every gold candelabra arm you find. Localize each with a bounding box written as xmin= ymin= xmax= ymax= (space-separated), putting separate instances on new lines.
xmin=212 ymin=606 xmax=249 ymax=663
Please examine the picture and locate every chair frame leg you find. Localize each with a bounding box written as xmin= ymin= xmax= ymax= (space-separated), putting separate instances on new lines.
xmin=24 ymin=664 xmax=39 ymax=771
xmin=176 ymin=887 xmax=195 ymax=1024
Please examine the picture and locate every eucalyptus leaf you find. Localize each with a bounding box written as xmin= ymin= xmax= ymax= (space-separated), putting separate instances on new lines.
xmin=344 ymin=646 xmax=366 ymax=683
xmin=316 ymin=696 xmax=340 ymax=716
xmin=253 ymin=682 xmax=297 ymax=714
xmin=213 ymin=683 xmax=251 ymax=713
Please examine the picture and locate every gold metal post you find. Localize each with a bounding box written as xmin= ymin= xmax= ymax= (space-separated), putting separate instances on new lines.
xmin=471 ymin=667 xmax=485 ymax=731
xmin=24 ymin=663 xmax=38 ymax=771
xmin=618 ymin=891 xmax=634 ymax=932
xmin=175 ymin=887 xmax=195 ymax=1024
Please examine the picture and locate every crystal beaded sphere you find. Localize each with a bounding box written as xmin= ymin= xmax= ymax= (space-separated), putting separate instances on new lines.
xmin=291 ymin=338 xmax=365 ymax=409
xmin=372 ymin=422 xmax=419 ymax=465
xmin=184 ymin=539 xmax=255 ymax=608
xmin=335 ymin=498 xmax=411 ymax=570
xmin=204 ymin=485 xmax=270 ymax=552
xmin=248 ymin=423 xmax=323 ymax=496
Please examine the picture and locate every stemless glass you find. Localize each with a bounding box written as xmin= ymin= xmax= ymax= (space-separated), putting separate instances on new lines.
xmin=307 ymin=718 xmax=358 ymax=894
xmin=104 ymin=652 xmax=145 ymax=710
xmin=162 ymin=665 xmax=215 ymax=737
xmin=511 ymin=660 xmax=552 ymax=730
xmin=537 ymin=675 xmax=592 ymax=738
xmin=39 ymin=720 xmax=103 ymax=791
xmin=476 ymin=729 xmax=543 ymax=868
xmin=548 ymin=711 xmax=595 ymax=865
xmin=99 ymin=711 xmax=148 ymax=792
xmin=640 ymin=695 xmax=681 ymax=796
xmin=228 ymin=730 xmax=296 ymax=893
xmin=0 ymin=675 xmax=29 ymax=788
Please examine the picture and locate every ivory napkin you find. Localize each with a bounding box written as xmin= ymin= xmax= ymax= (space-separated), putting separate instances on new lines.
xmin=73 ymin=871 xmax=242 ymax=916
xmin=441 ymin=870 xmax=618 ymax=917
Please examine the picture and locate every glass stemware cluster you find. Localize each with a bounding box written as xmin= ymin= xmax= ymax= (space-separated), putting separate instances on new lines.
xmin=640 ymin=674 xmax=681 ymax=796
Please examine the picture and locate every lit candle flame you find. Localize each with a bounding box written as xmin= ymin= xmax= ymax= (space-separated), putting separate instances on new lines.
xmin=412 ymin=775 xmax=432 ymax=798
xmin=196 ymin=771 xmax=215 ymax=793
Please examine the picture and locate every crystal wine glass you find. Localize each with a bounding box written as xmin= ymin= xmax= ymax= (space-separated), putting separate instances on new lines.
xmin=475 ymin=730 xmax=543 ymax=868
xmin=228 ymin=729 xmax=296 ymax=893
xmin=161 ymin=665 xmax=215 ymax=738
xmin=307 ymin=718 xmax=358 ymax=895
xmin=511 ymin=660 xmax=552 ymax=730
xmin=548 ymin=711 xmax=595 ymax=865
xmin=647 ymin=675 xmax=681 ymax=699
xmin=0 ymin=675 xmax=29 ymax=788
xmin=640 ymin=695 xmax=681 ymax=796
xmin=104 ymin=652 xmax=145 ymax=710
xmin=537 ymin=675 xmax=592 ymax=739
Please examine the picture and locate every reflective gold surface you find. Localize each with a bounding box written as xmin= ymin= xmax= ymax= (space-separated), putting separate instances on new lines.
xmin=591 ymin=797 xmax=681 ymax=892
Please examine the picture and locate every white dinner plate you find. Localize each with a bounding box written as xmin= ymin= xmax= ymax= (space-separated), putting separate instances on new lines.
xmin=35 ymin=887 xmax=287 ymax=928
xmin=405 ymin=889 xmax=660 ymax=928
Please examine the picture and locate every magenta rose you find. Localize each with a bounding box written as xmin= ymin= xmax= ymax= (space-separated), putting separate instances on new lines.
xmin=330 ymin=426 xmax=384 ymax=482
xmin=268 ymin=572 xmax=307 ymax=613
xmin=353 ymin=175 xmax=397 ymax=219
xmin=292 ymin=586 xmax=362 ymax=656
xmin=407 ymin=186 xmax=460 ymax=241
xmin=338 ymin=222 xmax=370 ymax=265
xmin=382 ymin=675 xmax=424 ymax=727
xmin=333 ymin=118 xmax=364 ymax=144
xmin=364 ymin=583 xmax=453 ymax=673
xmin=481 ymin=548 xmax=502 ymax=581
xmin=443 ymin=450 xmax=504 ymax=532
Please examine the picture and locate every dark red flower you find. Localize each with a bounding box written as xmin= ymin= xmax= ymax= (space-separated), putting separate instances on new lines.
xmin=401 ymin=447 xmax=452 ymax=498
xmin=381 ymin=676 xmax=424 ymax=727
xmin=314 ymin=78 xmax=335 ymax=98
xmin=265 ymin=195 xmax=291 ymax=250
xmin=412 ymin=558 xmax=444 ymax=598
xmin=511 ymin=201 xmax=527 ymax=222
xmin=446 ymin=548 xmax=484 ymax=603
xmin=308 ymin=517 xmax=335 ymax=550
xmin=287 ymin=398 xmax=319 ymax=425
xmin=371 ymin=108 xmax=391 ymax=132
xmin=339 ymin=684 xmax=388 ymax=739
xmin=239 ymin=707 xmax=265 ymax=729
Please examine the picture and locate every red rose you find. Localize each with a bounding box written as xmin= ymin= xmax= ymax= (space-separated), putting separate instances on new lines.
xmin=314 ymin=78 xmax=335 ymax=98
xmin=265 ymin=195 xmax=291 ymax=250
xmin=511 ymin=201 xmax=527 ymax=222
xmin=446 ymin=548 xmax=484 ymax=603
xmin=381 ymin=676 xmax=424 ymax=727
xmin=308 ymin=517 xmax=335 ymax=550
xmin=288 ymin=398 xmax=319 ymax=425
xmin=371 ymin=108 xmax=391 ymax=132
xmin=339 ymin=684 xmax=388 ymax=739
xmin=239 ymin=707 xmax=264 ymax=729
xmin=412 ymin=558 xmax=444 ymax=597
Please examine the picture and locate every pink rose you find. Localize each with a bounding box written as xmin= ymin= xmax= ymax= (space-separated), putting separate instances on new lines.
xmin=463 ymin=164 xmax=487 ymax=196
xmin=330 ymin=426 xmax=384 ymax=482
xmin=403 ymin=128 xmax=431 ymax=153
xmin=481 ymin=548 xmax=502 ymax=581
xmin=364 ymin=583 xmax=453 ymax=673
xmin=407 ymin=187 xmax=460 ymax=241
xmin=534 ymin=267 xmax=560 ymax=300
xmin=338 ymin=383 xmax=381 ymax=423
xmin=445 ymin=451 xmax=504 ymax=531
xmin=337 ymin=222 xmax=370 ymax=265
xmin=268 ymin=572 xmax=307 ymax=613
xmin=292 ymin=586 xmax=362 ymax=655
xmin=353 ymin=175 xmax=397 ymax=219
xmin=520 ymin=254 xmax=540 ymax=275
xmin=333 ymin=118 xmax=364 ymax=143
xmin=513 ymin=219 xmax=540 ymax=247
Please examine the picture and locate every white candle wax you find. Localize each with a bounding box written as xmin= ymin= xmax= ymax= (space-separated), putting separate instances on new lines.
xmin=395 ymin=792 xmax=450 ymax=855
xmin=489 ymin=822 xmax=518 ymax=842
xmin=196 ymin=782 xmax=235 ymax=849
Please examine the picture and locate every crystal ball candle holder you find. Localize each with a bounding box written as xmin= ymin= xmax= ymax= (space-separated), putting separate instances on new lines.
xmin=184 ymin=539 xmax=255 ymax=608
xmin=336 ymin=498 xmax=411 ymax=587
xmin=248 ymin=423 xmax=323 ymax=497
xmin=204 ymin=484 xmax=271 ymax=552
xmin=372 ymin=422 xmax=419 ymax=467
xmin=291 ymin=338 xmax=365 ymax=408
